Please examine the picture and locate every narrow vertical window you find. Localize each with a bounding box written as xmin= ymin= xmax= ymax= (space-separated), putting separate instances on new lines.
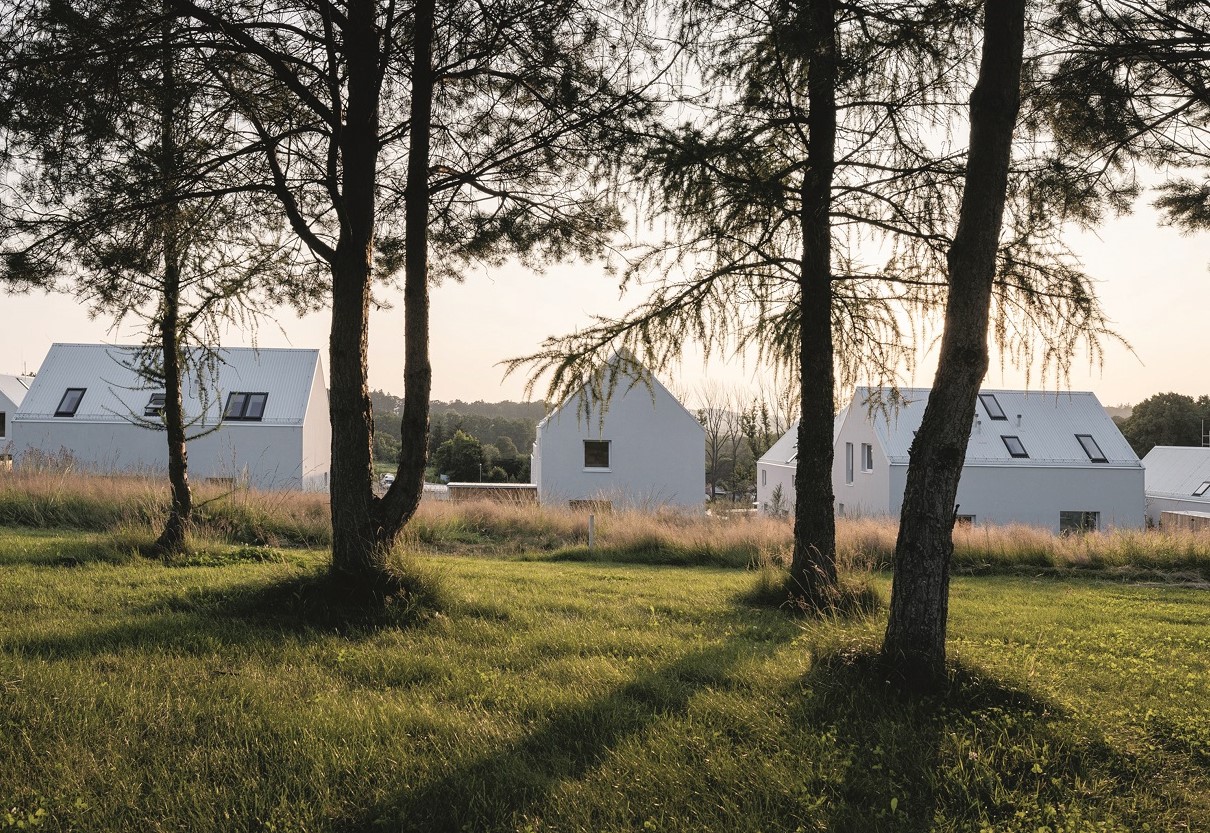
xmin=0 ymin=411 xmax=6 ymax=438
xmin=761 ymin=469 xmax=767 ymax=487
xmin=845 ymin=442 xmax=854 ymax=484
xmin=861 ymin=443 xmax=873 ymax=472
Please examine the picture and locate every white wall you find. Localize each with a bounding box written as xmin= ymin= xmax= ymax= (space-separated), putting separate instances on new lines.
xmin=880 ymin=464 xmax=1145 ymax=532
xmin=12 ymin=419 xmax=312 ymax=491
xmin=756 ymin=461 xmax=795 ymax=512
xmin=1146 ymin=495 xmax=1210 ymax=527
xmin=300 ymin=363 xmax=332 ymax=491
xmin=534 ymin=381 xmax=704 ymax=509
xmin=832 ymin=408 xmax=894 ymax=517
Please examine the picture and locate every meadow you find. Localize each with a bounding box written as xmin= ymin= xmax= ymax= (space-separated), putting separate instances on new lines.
xmin=0 ymin=472 xmax=1208 ymax=831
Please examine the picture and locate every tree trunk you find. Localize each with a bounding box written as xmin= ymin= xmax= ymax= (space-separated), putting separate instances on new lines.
xmin=378 ymin=0 xmax=434 ymax=537
xmin=789 ymin=0 xmax=839 ymax=608
xmin=327 ymin=0 xmax=434 ymax=600
xmin=154 ymin=8 xmax=191 ymax=557
xmin=882 ymin=0 xmax=1026 ymax=683
xmin=327 ymin=0 xmax=398 ymax=596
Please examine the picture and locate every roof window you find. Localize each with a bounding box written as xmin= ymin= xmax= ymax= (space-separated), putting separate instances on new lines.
xmin=1001 ymin=435 xmax=1028 ymax=458
xmin=979 ymin=393 xmax=1007 ymax=420
xmin=223 ymin=392 xmax=268 ymax=421
xmin=1075 ymin=434 xmax=1107 ymax=463
xmin=1194 ymin=481 xmax=1210 ymax=497
xmin=144 ymin=393 xmax=167 ymax=417
xmin=55 ymin=388 xmax=86 ymax=417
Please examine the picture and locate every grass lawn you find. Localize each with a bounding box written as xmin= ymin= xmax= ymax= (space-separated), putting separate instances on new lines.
xmin=0 ymin=529 xmax=1207 ymax=832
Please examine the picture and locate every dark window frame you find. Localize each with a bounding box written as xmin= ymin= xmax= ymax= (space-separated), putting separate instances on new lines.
xmin=979 ymin=393 xmax=1008 ymax=420
xmin=1075 ymin=433 xmax=1107 ymax=463
xmin=861 ymin=442 xmax=874 ymax=472
xmin=223 ymin=391 xmax=268 ymax=422
xmin=1194 ymin=481 xmax=1210 ymax=497
xmin=845 ymin=442 xmax=854 ymax=484
xmin=1059 ymin=510 xmax=1099 ymax=534
xmin=0 ymin=410 xmax=5 ymax=438
xmin=144 ymin=392 xmax=167 ymax=418
xmin=1001 ymin=435 xmax=1029 ymax=458
xmin=583 ymin=439 xmax=610 ymax=469
xmin=55 ymin=388 xmax=86 ymax=417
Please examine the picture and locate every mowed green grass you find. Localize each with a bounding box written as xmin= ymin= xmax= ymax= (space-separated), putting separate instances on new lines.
xmin=0 ymin=529 xmax=1207 ymax=832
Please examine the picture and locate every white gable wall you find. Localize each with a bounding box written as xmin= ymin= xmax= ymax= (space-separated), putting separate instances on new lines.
xmin=300 ymin=360 xmax=332 ymax=491
xmin=534 ymin=376 xmax=704 ymax=509
xmin=832 ymin=404 xmax=893 ymax=518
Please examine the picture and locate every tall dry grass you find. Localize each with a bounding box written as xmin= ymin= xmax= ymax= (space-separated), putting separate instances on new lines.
xmin=1 ymin=468 xmax=1208 ymax=576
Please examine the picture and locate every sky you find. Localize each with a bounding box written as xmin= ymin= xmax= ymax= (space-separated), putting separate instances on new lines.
xmin=0 ymin=193 xmax=1205 ymax=409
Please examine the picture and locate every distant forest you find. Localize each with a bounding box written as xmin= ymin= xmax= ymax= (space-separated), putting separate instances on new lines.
xmin=371 ymin=391 xmax=547 ymax=480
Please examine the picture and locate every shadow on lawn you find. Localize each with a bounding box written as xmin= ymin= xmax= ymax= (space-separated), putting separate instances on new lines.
xmin=789 ymin=646 xmax=1199 ymax=833
xmin=343 ymin=626 xmax=799 ymax=833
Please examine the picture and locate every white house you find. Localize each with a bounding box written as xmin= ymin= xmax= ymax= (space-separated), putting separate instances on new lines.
xmin=531 ymin=361 xmax=704 ymax=509
xmin=11 ymin=343 xmax=331 ymax=491
xmin=755 ymin=405 xmax=849 ymax=514
xmin=0 ymin=374 xmax=32 ymax=453
xmin=761 ymin=387 xmax=1144 ymax=533
xmin=1141 ymin=446 xmax=1210 ymax=527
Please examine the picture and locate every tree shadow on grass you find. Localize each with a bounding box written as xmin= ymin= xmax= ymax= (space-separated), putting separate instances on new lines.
xmin=788 ymin=646 xmax=1204 ymax=832
xmin=340 ymin=627 xmax=799 ymax=833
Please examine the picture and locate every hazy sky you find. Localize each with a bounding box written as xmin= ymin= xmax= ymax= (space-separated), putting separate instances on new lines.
xmin=1 ymin=194 xmax=1204 ymax=408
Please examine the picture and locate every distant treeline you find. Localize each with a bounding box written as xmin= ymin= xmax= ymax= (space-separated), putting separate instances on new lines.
xmin=371 ymin=391 xmax=546 ymax=466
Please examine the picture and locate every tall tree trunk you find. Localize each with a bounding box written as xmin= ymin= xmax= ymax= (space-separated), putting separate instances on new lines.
xmin=154 ymin=7 xmax=191 ymax=557
xmin=789 ymin=0 xmax=839 ymax=607
xmin=378 ymin=0 xmax=434 ymax=535
xmin=327 ymin=0 xmax=395 ymax=595
xmin=327 ymin=0 xmax=434 ymax=599
xmin=882 ymin=0 xmax=1026 ymax=683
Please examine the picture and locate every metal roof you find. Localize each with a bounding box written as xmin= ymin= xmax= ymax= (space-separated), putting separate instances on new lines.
xmin=1141 ymin=446 xmax=1210 ymax=501
xmin=851 ymin=386 xmax=1140 ymax=468
xmin=0 ymin=374 xmax=31 ymax=408
xmin=16 ymin=343 xmax=322 ymax=426
xmin=537 ymin=354 xmax=704 ymax=434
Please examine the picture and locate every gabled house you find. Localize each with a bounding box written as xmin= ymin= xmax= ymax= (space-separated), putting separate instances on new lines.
xmin=754 ymin=404 xmax=849 ymax=514
xmin=760 ymin=387 xmax=1144 ymax=532
xmin=11 ymin=343 xmax=331 ymax=491
xmin=1140 ymin=446 xmax=1210 ymax=527
xmin=0 ymin=374 xmax=32 ymax=452
xmin=531 ymin=360 xmax=704 ymax=509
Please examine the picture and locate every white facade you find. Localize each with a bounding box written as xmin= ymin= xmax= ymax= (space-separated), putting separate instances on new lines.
xmin=531 ymin=363 xmax=704 ymax=509
xmin=11 ymin=344 xmax=331 ymax=491
xmin=0 ymin=374 xmax=32 ymax=451
xmin=1141 ymin=446 xmax=1210 ymax=526
xmin=754 ymin=407 xmax=848 ymax=514
xmin=761 ymin=387 xmax=1145 ymax=533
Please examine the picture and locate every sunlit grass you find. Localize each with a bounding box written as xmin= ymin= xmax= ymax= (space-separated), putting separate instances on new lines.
xmin=0 ymin=532 xmax=1206 ymax=832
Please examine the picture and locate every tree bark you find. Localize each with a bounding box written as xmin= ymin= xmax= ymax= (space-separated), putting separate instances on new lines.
xmin=789 ymin=0 xmax=839 ymax=607
xmin=327 ymin=0 xmax=395 ymax=594
xmin=327 ymin=0 xmax=434 ymax=599
xmin=882 ymin=0 xmax=1026 ymax=683
xmin=154 ymin=7 xmax=192 ymax=557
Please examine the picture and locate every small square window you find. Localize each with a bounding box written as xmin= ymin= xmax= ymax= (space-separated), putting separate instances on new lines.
xmin=144 ymin=393 xmax=167 ymax=417
xmin=1075 ymin=434 xmax=1107 ymax=463
xmin=223 ymin=391 xmax=269 ymax=421
xmin=979 ymin=393 xmax=1007 ymax=420
xmin=583 ymin=440 xmax=610 ymax=469
xmin=55 ymin=388 xmax=86 ymax=417
xmin=1193 ymin=481 xmax=1210 ymax=497
xmin=956 ymin=515 xmax=975 ymax=526
xmin=1001 ymin=435 xmax=1028 ymax=458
